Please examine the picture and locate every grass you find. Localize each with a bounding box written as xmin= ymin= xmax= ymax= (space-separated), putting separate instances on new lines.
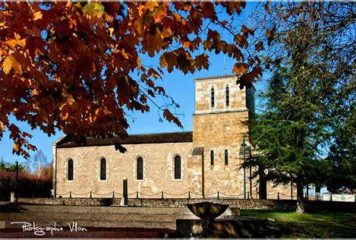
xmin=240 ymin=209 xmax=356 ymax=238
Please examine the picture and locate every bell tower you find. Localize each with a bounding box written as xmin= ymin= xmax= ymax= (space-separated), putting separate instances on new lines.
xmin=192 ymin=75 xmax=255 ymax=197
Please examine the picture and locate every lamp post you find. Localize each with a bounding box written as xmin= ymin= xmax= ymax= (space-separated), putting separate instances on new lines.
xmin=241 ymin=135 xmax=247 ymax=200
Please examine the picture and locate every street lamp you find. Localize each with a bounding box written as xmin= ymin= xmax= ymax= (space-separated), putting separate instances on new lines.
xmin=241 ymin=135 xmax=247 ymax=200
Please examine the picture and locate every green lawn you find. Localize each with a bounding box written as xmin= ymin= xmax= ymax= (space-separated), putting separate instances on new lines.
xmin=240 ymin=209 xmax=356 ymax=238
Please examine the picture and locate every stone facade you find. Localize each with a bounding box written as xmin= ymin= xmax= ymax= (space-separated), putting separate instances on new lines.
xmin=56 ymin=142 xmax=194 ymax=198
xmin=54 ymin=75 xmax=293 ymax=199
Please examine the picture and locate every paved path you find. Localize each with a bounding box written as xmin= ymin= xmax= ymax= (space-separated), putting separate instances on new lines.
xmin=0 ymin=204 xmax=201 ymax=230
xmin=0 ymin=227 xmax=174 ymax=238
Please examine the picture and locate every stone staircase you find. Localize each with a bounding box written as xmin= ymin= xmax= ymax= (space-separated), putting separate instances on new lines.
xmin=0 ymin=204 xmax=201 ymax=230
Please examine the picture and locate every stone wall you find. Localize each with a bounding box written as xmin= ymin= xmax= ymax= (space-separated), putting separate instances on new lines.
xmin=193 ymin=75 xmax=251 ymax=198
xmin=17 ymin=197 xmax=356 ymax=212
xmin=193 ymin=111 xmax=249 ymax=197
xmin=266 ymin=182 xmax=297 ymax=200
xmin=55 ymin=140 xmax=293 ymax=200
xmin=56 ymin=142 xmax=194 ymax=198
xmin=194 ymin=75 xmax=247 ymax=114
xmin=17 ymin=197 xmax=294 ymax=210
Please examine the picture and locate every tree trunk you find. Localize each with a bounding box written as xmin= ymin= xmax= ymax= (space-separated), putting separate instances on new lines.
xmin=296 ymin=181 xmax=305 ymax=214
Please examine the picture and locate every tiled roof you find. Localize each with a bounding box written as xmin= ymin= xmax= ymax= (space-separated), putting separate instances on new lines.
xmin=56 ymin=131 xmax=193 ymax=148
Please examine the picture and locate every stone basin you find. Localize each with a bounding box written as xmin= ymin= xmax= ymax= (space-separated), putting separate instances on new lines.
xmin=187 ymin=201 xmax=229 ymax=220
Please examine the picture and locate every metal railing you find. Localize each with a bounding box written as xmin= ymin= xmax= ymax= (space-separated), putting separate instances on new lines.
xmin=55 ymin=190 xmax=356 ymax=202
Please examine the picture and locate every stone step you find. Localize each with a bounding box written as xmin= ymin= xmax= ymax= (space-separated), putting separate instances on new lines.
xmin=0 ymin=212 xmax=197 ymax=222
xmin=2 ymin=220 xmax=176 ymax=230
xmin=17 ymin=205 xmax=193 ymax=215
xmin=0 ymin=204 xmax=237 ymax=230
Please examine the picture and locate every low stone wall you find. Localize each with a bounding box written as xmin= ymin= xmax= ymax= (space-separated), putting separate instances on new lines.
xmin=127 ymin=198 xmax=296 ymax=210
xmin=17 ymin=197 xmax=293 ymax=209
xmin=17 ymin=197 xmax=355 ymax=212
xmin=17 ymin=197 xmax=120 ymax=206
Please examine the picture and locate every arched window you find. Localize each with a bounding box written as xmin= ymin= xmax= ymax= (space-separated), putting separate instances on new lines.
xmin=211 ymin=87 xmax=215 ymax=108
xmin=137 ymin=157 xmax=143 ymax=180
xmin=210 ymin=150 xmax=214 ymax=166
xmin=174 ymin=155 xmax=182 ymax=179
xmin=100 ymin=158 xmax=106 ymax=180
xmin=226 ymin=86 xmax=230 ymax=107
xmin=67 ymin=159 xmax=73 ymax=180
xmin=224 ymin=149 xmax=229 ymax=165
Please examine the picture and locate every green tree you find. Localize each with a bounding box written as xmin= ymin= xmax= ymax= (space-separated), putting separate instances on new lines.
xmin=247 ymin=1 xmax=355 ymax=213
xmin=251 ymin=68 xmax=327 ymax=213
xmin=325 ymin=108 xmax=356 ymax=193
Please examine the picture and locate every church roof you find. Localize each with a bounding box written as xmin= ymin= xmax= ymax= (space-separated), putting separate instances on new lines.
xmin=194 ymin=74 xmax=236 ymax=81
xmin=56 ymin=131 xmax=193 ymax=148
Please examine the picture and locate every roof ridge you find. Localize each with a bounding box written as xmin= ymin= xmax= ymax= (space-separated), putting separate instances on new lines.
xmin=194 ymin=74 xmax=236 ymax=81
xmin=127 ymin=131 xmax=192 ymax=136
xmin=57 ymin=131 xmax=193 ymax=148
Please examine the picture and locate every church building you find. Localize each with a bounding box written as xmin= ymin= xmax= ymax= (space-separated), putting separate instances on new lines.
xmin=53 ymin=75 xmax=292 ymax=199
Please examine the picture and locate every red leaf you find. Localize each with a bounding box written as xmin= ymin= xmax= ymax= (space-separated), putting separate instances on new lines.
xmin=163 ymin=109 xmax=182 ymax=128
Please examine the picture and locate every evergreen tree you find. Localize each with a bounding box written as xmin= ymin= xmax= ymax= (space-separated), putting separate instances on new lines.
xmin=251 ymin=66 xmax=328 ymax=213
xmin=247 ymin=1 xmax=355 ymax=213
xmin=325 ymin=107 xmax=356 ymax=193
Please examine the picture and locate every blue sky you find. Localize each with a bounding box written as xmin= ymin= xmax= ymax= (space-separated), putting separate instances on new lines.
xmin=0 ymin=54 xmax=265 ymax=166
xmin=0 ymin=3 xmax=267 ymax=166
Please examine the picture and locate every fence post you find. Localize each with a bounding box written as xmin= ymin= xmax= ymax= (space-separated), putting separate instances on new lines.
xmin=354 ymin=195 xmax=356 ymax=202
xmin=123 ymin=178 xmax=128 ymax=206
xmin=14 ymin=161 xmax=18 ymax=202
xmin=69 ymin=191 xmax=72 ymax=198
xmin=188 ymin=191 xmax=190 ymax=199
xmin=90 ymin=191 xmax=92 ymax=199
xmin=277 ymin=192 xmax=280 ymax=200
xmin=330 ymin=194 xmax=333 ymax=202
xmin=217 ymin=192 xmax=220 ymax=199
xmin=112 ymin=191 xmax=115 ymax=199
xmin=247 ymin=192 xmax=250 ymax=200
xmin=161 ymin=191 xmax=164 ymax=199
xmin=136 ymin=191 xmax=139 ymax=199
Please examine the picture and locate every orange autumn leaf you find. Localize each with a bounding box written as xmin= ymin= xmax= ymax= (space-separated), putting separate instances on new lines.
xmin=13 ymin=143 xmax=20 ymax=153
xmin=233 ymin=63 xmax=249 ymax=76
xmin=33 ymin=11 xmax=42 ymax=21
xmin=2 ymin=54 xmax=22 ymax=75
xmin=183 ymin=41 xmax=190 ymax=48
xmin=0 ymin=2 xmax=256 ymax=158
xmin=6 ymin=33 xmax=26 ymax=49
xmin=0 ymin=121 xmax=5 ymax=131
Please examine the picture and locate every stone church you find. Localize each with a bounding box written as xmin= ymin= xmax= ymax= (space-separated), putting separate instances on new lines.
xmin=53 ymin=75 xmax=292 ymax=199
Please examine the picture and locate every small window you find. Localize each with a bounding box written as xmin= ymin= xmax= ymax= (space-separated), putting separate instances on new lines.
xmin=211 ymin=87 xmax=215 ymax=108
xmin=137 ymin=157 xmax=143 ymax=180
xmin=226 ymin=86 xmax=230 ymax=107
xmin=67 ymin=159 xmax=73 ymax=180
xmin=210 ymin=150 xmax=214 ymax=166
xmin=224 ymin=149 xmax=229 ymax=165
xmin=100 ymin=158 xmax=106 ymax=180
xmin=174 ymin=155 xmax=182 ymax=179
